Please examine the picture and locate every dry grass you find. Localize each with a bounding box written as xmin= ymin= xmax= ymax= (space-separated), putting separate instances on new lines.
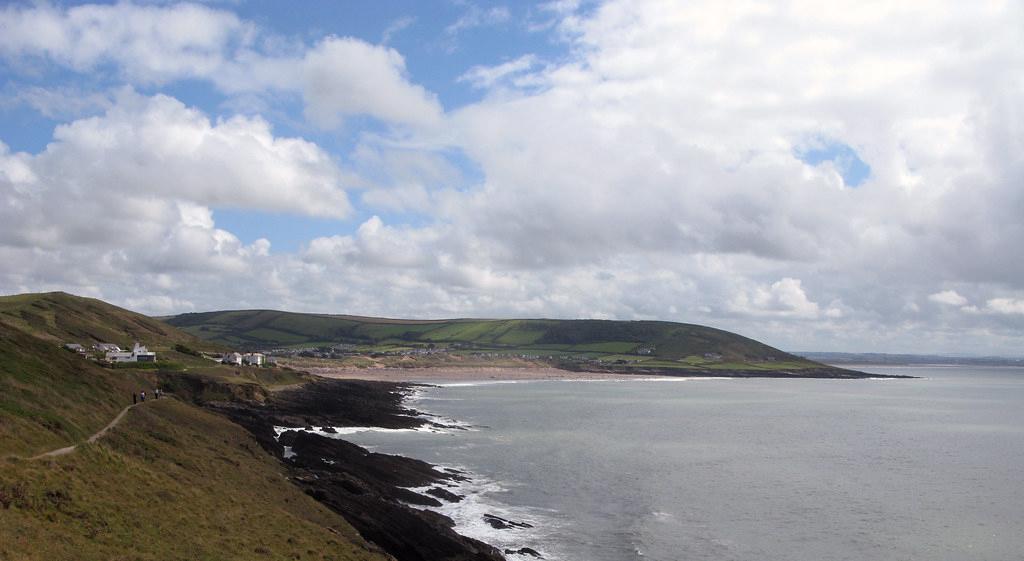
xmin=0 ymin=399 xmax=390 ymax=561
xmin=0 ymin=322 xmax=153 ymax=458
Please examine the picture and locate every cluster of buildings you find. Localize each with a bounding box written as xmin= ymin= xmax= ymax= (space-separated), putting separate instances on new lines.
xmin=63 ymin=340 xmax=272 ymax=368
xmin=62 ymin=342 xmax=157 ymax=363
xmin=220 ymin=352 xmax=266 ymax=366
xmin=267 ymin=344 xmax=354 ymax=359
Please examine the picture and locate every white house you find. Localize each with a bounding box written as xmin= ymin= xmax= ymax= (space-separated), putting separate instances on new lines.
xmin=222 ymin=352 xmax=243 ymax=365
xmin=63 ymin=343 xmax=86 ymax=354
xmin=106 ymin=350 xmax=134 ymax=362
xmin=94 ymin=343 xmax=121 ymax=352
xmin=133 ymin=343 xmax=156 ymax=362
xmin=242 ymin=352 xmax=266 ymax=366
xmin=106 ymin=343 xmax=157 ymax=363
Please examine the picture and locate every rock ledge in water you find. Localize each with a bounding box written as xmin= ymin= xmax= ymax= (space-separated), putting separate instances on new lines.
xmin=483 ymin=513 xmax=534 ymax=530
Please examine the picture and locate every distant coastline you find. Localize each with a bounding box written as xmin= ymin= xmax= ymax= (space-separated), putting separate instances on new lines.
xmin=800 ymin=351 xmax=1024 ymax=367
xmin=289 ymin=363 xmax=913 ymax=382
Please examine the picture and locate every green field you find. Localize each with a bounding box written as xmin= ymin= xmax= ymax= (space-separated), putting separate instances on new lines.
xmin=166 ymin=309 xmax=832 ymax=373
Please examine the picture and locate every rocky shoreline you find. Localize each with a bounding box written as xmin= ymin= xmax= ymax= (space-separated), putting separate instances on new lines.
xmin=206 ymin=379 xmax=520 ymax=561
xmin=198 ymin=370 xmax=913 ymax=561
xmin=295 ymin=364 xmax=915 ymax=383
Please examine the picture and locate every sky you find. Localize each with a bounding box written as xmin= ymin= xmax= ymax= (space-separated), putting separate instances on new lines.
xmin=1 ymin=0 xmax=1022 ymax=355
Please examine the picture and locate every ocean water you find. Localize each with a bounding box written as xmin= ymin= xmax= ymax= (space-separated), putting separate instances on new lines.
xmin=341 ymin=367 xmax=1024 ymax=560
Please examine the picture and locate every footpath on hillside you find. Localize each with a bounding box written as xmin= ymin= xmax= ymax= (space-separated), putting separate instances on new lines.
xmin=23 ymin=397 xmax=164 ymax=460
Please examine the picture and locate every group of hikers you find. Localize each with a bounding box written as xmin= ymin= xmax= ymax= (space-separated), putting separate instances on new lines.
xmin=131 ymin=388 xmax=163 ymax=404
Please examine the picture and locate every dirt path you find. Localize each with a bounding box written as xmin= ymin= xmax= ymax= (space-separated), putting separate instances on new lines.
xmin=29 ymin=398 xmax=160 ymax=460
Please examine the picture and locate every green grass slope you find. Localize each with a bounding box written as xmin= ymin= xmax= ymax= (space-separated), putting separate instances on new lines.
xmin=167 ymin=309 xmax=819 ymax=368
xmin=0 ymin=399 xmax=390 ymax=561
xmin=0 ymin=291 xmax=390 ymax=559
xmin=0 ymin=292 xmax=216 ymax=352
xmin=0 ymin=321 xmax=150 ymax=457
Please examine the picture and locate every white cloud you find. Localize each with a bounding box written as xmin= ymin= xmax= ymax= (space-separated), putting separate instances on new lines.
xmin=0 ymin=3 xmax=441 ymax=127
xmin=459 ymin=55 xmax=538 ymax=90
xmin=299 ymin=37 xmax=441 ymax=128
xmin=928 ymin=290 xmax=969 ymax=307
xmin=41 ymin=90 xmax=351 ymax=219
xmin=2 ymin=1 xmax=1024 ymax=355
xmin=3 ymin=85 xmax=114 ymax=119
xmin=446 ymin=5 xmax=511 ymax=36
xmin=303 ymin=216 xmax=442 ymax=270
xmin=381 ymin=16 xmax=415 ymax=44
xmin=729 ymin=278 xmax=822 ymax=319
xmin=986 ymin=298 xmax=1024 ymax=316
xmin=0 ymin=2 xmax=250 ymax=82
xmin=123 ymin=294 xmax=196 ymax=315
xmin=450 ymin=0 xmax=1017 ymax=268
xmin=0 ymin=90 xmax=354 ymax=298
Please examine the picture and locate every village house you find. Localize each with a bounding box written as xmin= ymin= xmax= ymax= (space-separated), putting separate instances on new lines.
xmin=106 ymin=343 xmax=156 ymax=363
xmin=222 ymin=352 xmax=243 ymax=365
xmin=635 ymin=345 xmax=656 ymax=355
xmin=133 ymin=343 xmax=157 ymax=362
xmin=242 ymin=352 xmax=266 ymax=366
xmin=93 ymin=343 xmax=121 ymax=353
xmin=62 ymin=343 xmax=86 ymax=354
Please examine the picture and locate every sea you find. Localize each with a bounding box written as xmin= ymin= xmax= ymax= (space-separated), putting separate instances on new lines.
xmin=340 ymin=366 xmax=1024 ymax=561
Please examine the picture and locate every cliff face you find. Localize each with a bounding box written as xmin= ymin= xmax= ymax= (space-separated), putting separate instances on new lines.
xmin=207 ymin=379 xmax=507 ymax=561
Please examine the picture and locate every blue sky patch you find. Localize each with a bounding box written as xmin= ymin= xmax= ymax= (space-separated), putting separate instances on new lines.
xmin=213 ymin=209 xmax=347 ymax=253
xmin=796 ymin=140 xmax=871 ymax=187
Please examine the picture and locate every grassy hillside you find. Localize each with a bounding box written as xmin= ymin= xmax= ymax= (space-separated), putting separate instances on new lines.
xmin=0 ymin=292 xmax=217 ymax=352
xmin=0 ymin=321 xmax=151 ymax=457
xmin=0 ymin=399 xmax=390 ymax=561
xmin=167 ymin=310 xmax=824 ymax=371
xmin=0 ymin=291 xmax=391 ymax=559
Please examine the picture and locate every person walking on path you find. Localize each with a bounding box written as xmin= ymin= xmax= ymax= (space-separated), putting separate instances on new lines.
xmin=140 ymin=391 xmax=146 ymax=402
xmin=155 ymin=388 xmax=161 ymax=399
xmin=132 ymin=392 xmax=137 ymax=405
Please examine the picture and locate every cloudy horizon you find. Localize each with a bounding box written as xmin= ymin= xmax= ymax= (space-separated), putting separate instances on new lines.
xmin=1 ymin=1 xmax=1022 ymax=355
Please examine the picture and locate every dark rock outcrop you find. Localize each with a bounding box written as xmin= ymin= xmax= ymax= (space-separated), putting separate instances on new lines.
xmin=483 ymin=514 xmax=534 ymax=530
xmin=427 ymin=486 xmax=464 ymax=503
xmin=207 ymin=379 xmax=505 ymax=561
xmin=504 ymin=547 xmax=543 ymax=558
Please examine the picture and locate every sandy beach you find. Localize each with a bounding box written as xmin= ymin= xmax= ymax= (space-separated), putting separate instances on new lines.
xmin=299 ymin=365 xmax=671 ymax=383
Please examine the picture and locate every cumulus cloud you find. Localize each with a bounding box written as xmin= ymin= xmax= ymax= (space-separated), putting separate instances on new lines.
xmin=435 ymin=0 xmax=1024 ymax=278
xmin=986 ymin=298 xmax=1024 ymax=316
xmin=0 ymin=90 xmax=354 ymax=307
xmin=34 ymin=90 xmax=351 ymax=220
xmin=729 ymin=278 xmax=822 ymax=319
xmin=299 ymin=38 xmax=441 ymax=128
xmin=0 ymin=2 xmax=441 ymax=127
xmin=0 ymin=2 xmax=249 ymax=82
xmin=928 ymin=290 xmax=969 ymax=307
xmin=1 ymin=1 xmax=1024 ymax=355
